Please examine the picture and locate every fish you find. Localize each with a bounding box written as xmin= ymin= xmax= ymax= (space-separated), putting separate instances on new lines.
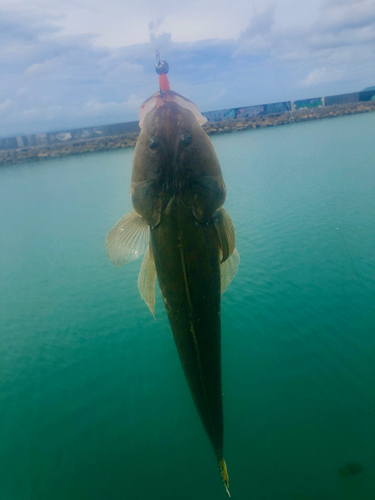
xmin=106 ymin=89 xmax=239 ymax=496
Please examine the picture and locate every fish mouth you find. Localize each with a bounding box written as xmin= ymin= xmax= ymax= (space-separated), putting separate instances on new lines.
xmin=139 ymin=89 xmax=207 ymax=129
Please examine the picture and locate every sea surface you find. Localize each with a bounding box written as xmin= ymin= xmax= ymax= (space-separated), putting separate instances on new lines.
xmin=1 ymin=112 xmax=374 ymax=500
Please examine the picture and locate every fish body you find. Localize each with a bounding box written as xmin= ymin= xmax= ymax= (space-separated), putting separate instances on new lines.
xmin=106 ymin=90 xmax=238 ymax=496
xmin=151 ymin=197 xmax=223 ymax=457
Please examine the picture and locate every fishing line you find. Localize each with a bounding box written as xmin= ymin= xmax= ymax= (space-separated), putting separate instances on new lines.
xmin=147 ymin=0 xmax=159 ymax=51
xmin=147 ymin=0 xmax=166 ymax=92
xmin=250 ymin=0 xmax=361 ymax=280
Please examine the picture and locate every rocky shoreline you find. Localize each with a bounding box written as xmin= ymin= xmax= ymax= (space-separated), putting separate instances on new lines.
xmin=1 ymin=100 xmax=374 ymax=167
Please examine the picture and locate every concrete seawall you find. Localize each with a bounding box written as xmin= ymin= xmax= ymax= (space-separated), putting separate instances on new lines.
xmin=0 ymin=121 xmax=140 ymax=152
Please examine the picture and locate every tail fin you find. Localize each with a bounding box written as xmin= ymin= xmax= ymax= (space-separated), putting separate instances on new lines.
xmin=219 ymin=458 xmax=231 ymax=498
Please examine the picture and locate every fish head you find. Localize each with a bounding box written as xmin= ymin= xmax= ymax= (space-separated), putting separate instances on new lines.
xmin=131 ymin=91 xmax=226 ymax=227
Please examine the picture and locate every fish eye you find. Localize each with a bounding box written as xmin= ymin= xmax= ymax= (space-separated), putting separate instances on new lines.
xmin=147 ymin=135 xmax=159 ymax=151
xmin=180 ymin=131 xmax=193 ymax=146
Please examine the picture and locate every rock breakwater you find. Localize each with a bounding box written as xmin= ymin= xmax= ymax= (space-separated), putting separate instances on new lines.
xmin=1 ymin=101 xmax=374 ymax=167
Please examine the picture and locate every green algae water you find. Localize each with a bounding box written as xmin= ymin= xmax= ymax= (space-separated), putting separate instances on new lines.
xmin=1 ymin=112 xmax=375 ymax=500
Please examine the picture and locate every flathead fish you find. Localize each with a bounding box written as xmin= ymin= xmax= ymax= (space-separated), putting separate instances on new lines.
xmin=106 ymin=89 xmax=239 ymax=496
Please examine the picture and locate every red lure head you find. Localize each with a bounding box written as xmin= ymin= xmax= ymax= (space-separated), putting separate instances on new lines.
xmin=155 ymin=58 xmax=170 ymax=92
xmin=159 ymin=73 xmax=170 ymax=91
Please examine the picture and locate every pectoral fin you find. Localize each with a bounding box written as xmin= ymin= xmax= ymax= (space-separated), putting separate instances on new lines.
xmin=106 ymin=210 xmax=149 ymax=267
xmin=138 ymin=244 xmax=156 ymax=317
xmin=221 ymin=249 xmax=240 ymax=294
xmin=213 ymin=208 xmax=236 ymax=263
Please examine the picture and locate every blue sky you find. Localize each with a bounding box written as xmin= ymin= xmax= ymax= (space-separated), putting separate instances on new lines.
xmin=1 ymin=0 xmax=374 ymax=136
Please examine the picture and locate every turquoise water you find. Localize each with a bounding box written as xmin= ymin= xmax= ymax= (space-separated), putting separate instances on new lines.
xmin=1 ymin=112 xmax=375 ymax=500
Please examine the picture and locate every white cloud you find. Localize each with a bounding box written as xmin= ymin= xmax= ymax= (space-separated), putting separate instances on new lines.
xmin=0 ymin=0 xmax=375 ymax=136
xmin=207 ymin=88 xmax=227 ymax=104
xmin=104 ymin=62 xmax=144 ymax=83
xmin=83 ymin=95 xmax=143 ymax=117
xmin=0 ymin=99 xmax=13 ymax=116
xmin=299 ymin=67 xmax=344 ymax=87
xmin=24 ymin=62 xmax=45 ymax=76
